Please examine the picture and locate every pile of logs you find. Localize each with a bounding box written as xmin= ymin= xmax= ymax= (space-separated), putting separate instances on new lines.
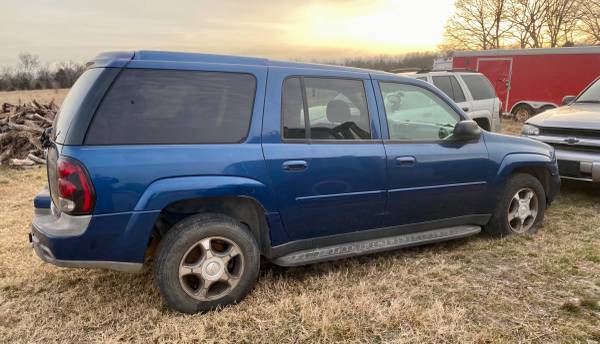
xmin=0 ymin=100 xmax=58 ymax=168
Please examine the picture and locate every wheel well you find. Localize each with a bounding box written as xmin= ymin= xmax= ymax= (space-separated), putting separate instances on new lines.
xmin=149 ymin=196 xmax=270 ymax=256
xmin=511 ymin=166 xmax=551 ymax=199
xmin=473 ymin=117 xmax=490 ymax=131
xmin=511 ymin=102 xmax=533 ymax=114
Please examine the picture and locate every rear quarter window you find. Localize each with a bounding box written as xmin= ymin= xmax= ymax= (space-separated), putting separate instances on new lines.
xmin=85 ymin=69 xmax=256 ymax=144
xmin=53 ymin=68 xmax=104 ymax=143
xmin=461 ymin=74 xmax=496 ymax=100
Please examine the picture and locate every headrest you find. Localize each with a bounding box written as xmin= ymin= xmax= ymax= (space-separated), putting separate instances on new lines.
xmin=326 ymin=100 xmax=351 ymax=123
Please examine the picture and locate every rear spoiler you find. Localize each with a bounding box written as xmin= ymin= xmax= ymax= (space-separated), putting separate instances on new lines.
xmin=86 ymin=51 xmax=134 ymax=69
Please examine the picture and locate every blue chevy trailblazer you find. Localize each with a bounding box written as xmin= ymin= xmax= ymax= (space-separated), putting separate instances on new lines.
xmin=31 ymin=51 xmax=560 ymax=313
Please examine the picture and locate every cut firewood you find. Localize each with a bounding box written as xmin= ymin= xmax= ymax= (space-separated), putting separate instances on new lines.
xmin=0 ymin=100 xmax=57 ymax=168
xmin=27 ymin=153 xmax=46 ymax=164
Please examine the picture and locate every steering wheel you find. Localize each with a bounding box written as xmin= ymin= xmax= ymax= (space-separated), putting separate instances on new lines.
xmin=330 ymin=122 xmax=369 ymax=139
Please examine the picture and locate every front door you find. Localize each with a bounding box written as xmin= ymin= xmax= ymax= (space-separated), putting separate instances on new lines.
xmin=477 ymin=58 xmax=512 ymax=112
xmin=262 ymin=70 xmax=387 ymax=241
xmin=375 ymin=80 xmax=491 ymax=228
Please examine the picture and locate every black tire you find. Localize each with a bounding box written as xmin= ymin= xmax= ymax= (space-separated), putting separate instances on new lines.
xmin=537 ymin=105 xmax=555 ymax=114
xmin=512 ymin=104 xmax=534 ymax=122
xmin=483 ymin=173 xmax=546 ymax=237
xmin=154 ymin=213 xmax=260 ymax=314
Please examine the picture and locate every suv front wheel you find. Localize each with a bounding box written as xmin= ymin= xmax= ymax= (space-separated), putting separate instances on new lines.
xmin=154 ymin=213 xmax=260 ymax=314
xmin=484 ymin=173 xmax=546 ymax=237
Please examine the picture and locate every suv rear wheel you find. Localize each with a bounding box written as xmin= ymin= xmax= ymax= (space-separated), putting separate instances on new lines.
xmin=154 ymin=213 xmax=260 ymax=314
xmin=484 ymin=173 xmax=546 ymax=237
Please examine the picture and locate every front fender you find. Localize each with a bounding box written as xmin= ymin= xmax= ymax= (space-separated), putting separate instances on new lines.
xmin=489 ymin=153 xmax=557 ymax=204
xmin=133 ymin=176 xmax=276 ymax=212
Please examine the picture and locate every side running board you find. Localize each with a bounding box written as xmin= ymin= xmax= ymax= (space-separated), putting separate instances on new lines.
xmin=272 ymin=225 xmax=481 ymax=267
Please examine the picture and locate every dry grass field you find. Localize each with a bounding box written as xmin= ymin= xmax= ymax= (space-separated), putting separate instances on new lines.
xmin=0 ymin=89 xmax=69 ymax=105
xmin=0 ymin=118 xmax=599 ymax=343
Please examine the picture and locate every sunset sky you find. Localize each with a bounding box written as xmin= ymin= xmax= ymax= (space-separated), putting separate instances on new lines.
xmin=0 ymin=0 xmax=455 ymax=66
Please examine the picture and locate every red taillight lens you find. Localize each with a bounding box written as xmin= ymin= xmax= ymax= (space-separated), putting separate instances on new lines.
xmin=56 ymin=157 xmax=95 ymax=215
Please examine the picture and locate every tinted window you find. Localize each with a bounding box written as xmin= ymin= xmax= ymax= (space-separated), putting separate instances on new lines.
xmin=53 ymin=68 xmax=103 ymax=143
xmin=380 ymin=82 xmax=461 ymax=141
xmin=282 ymin=77 xmax=371 ymax=140
xmin=85 ymin=69 xmax=256 ymax=144
xmin=432 ymin=76 xmax=453 ymax=100
xmin=462 ymin=74 xmax=496 ymax=100
xmin=449 ymin=76 xmax=466 ymax=103
xmin=432 ymin=76 xmax=466 ymax=103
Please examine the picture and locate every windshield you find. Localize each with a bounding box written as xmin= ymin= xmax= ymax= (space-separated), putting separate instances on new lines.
xmin=576 ymin=78 xmax=600 ymax=104
xmin=53 ymin=68 xmax=104 ymax=143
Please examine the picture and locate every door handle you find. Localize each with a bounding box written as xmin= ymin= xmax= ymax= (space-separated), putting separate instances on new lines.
xmin=282 ymin=160 xmax=308 ymax=171
xmin=461 ymin=107 xmax=469 ymax=112
xmin=396 ymin=156 xmax=416 ymax=166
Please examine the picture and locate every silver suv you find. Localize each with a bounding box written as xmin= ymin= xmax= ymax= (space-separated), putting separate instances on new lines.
xmin=407 ymin=71 xmax=502 ymax=132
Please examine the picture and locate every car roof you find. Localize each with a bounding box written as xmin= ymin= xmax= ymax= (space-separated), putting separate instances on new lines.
xmin=87 ymin=50 xmax=422 ymax=85
xmin=413 ymin=70 xmax=483 ymax=76
xmin=90 ymin=50 xmax=375 ymax=73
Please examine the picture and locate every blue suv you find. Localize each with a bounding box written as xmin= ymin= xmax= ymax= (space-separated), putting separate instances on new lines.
xmin=31 ymin=51 xmax=560 ymax=313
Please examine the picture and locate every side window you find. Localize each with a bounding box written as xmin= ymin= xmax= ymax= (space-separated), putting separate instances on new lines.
xmin=462 ymin=75 xmax=496 ymax=100
xmin=379 ymin=82 xmax=461 ymax=141
xmin=282 ymin=77 xmax=306 ymax=139
xmin=449 ymin=76 xmax=466 ymax=103
xmin=432 ymin=76 xmax=453 ymax=100
xmin=86 ymin=69 xmax=256 ymax=144
xmin=282 ymin=77 xmax=371 ymax=141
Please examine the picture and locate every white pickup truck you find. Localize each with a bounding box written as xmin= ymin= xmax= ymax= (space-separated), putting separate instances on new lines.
xmin=406 ymin=71 xmax=502 ymax=132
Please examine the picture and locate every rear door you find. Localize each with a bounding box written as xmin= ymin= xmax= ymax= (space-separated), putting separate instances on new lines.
xmin=476 ymin=59 xmax=511 ymax=112
xmin=374 ymin=78 xmax=491 ymax=228
xmin=262 ymin=67 xmax=387 ymax=241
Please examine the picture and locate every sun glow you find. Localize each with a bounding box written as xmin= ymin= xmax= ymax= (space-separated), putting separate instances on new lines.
xmin=290 ymin=0 xmax=454 ymax=55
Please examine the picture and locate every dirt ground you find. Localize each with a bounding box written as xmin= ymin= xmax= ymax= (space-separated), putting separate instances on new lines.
xmin=0 ymin=119 xmax=599 ymax=343
xmin=0 ymin=89 xmax=69 ymax=105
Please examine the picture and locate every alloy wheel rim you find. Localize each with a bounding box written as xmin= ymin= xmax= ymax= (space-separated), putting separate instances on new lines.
xmin=507 ymin=187 xmax=539 ymax=233
xmin=178 ymin=236 xmax=244 ymax=301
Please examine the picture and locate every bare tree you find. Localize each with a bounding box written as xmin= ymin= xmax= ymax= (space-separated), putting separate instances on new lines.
xmin=443 ymin=0 xmax=511 ymax=50
xmin=580 ymin=0 xmax=600 ymax=44
xmin=508 ymin=0 xmax=549 ymax=48
xmin=545 ymin=0 xmax=579 ymax=47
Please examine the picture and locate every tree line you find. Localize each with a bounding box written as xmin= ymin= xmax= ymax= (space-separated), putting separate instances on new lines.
xmin=0 ymin=53 xmax=86 ymax=91
xmin=326 ymin=52 xmax=438 ymax=72
xmin=443 ymin=0 xmax=600 ymax=50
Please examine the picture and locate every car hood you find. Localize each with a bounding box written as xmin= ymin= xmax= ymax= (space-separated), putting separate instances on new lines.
xmin=526 ymin=103 xmax=600 ymax=130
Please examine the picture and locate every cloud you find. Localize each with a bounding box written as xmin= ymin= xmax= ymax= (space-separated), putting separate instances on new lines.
xmin=0 ymin=0 xmax=452 ymax=65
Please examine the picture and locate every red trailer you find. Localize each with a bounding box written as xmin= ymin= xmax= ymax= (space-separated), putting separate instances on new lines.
xmin=452 ymin=46 xmax=600 ymax=120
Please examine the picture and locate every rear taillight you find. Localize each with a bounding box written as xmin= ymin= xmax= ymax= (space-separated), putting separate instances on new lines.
xmin=56 ymin=157 xmax=95 ymax=215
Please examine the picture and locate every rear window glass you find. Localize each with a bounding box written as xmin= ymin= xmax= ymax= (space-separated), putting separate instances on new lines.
xmin=461 ymin=75 xmax=496 ymax=100
xmin=85 ymin=69 xmax=256 ymax=144
xmin=53 ymin=68 xmax=103 ymax=143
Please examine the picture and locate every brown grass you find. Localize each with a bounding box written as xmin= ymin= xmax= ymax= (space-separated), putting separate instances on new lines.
xmin=0 ymin=121 xmax=599 ymax=343
xmin=0 ymin=89 xmax=69 ymax=105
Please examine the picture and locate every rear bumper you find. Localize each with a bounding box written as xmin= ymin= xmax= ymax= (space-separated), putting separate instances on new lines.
xmin=30 ymin=231 xmax=142 ymax=273
xmin=30 ymin=189 xmax=159 ymax=273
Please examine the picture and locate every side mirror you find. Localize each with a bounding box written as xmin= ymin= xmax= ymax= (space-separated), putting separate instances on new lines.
xmin=562 ymin=95 xmax=576 ymax=106
xmin=452 ymin=120 xmax=481 ymax=141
